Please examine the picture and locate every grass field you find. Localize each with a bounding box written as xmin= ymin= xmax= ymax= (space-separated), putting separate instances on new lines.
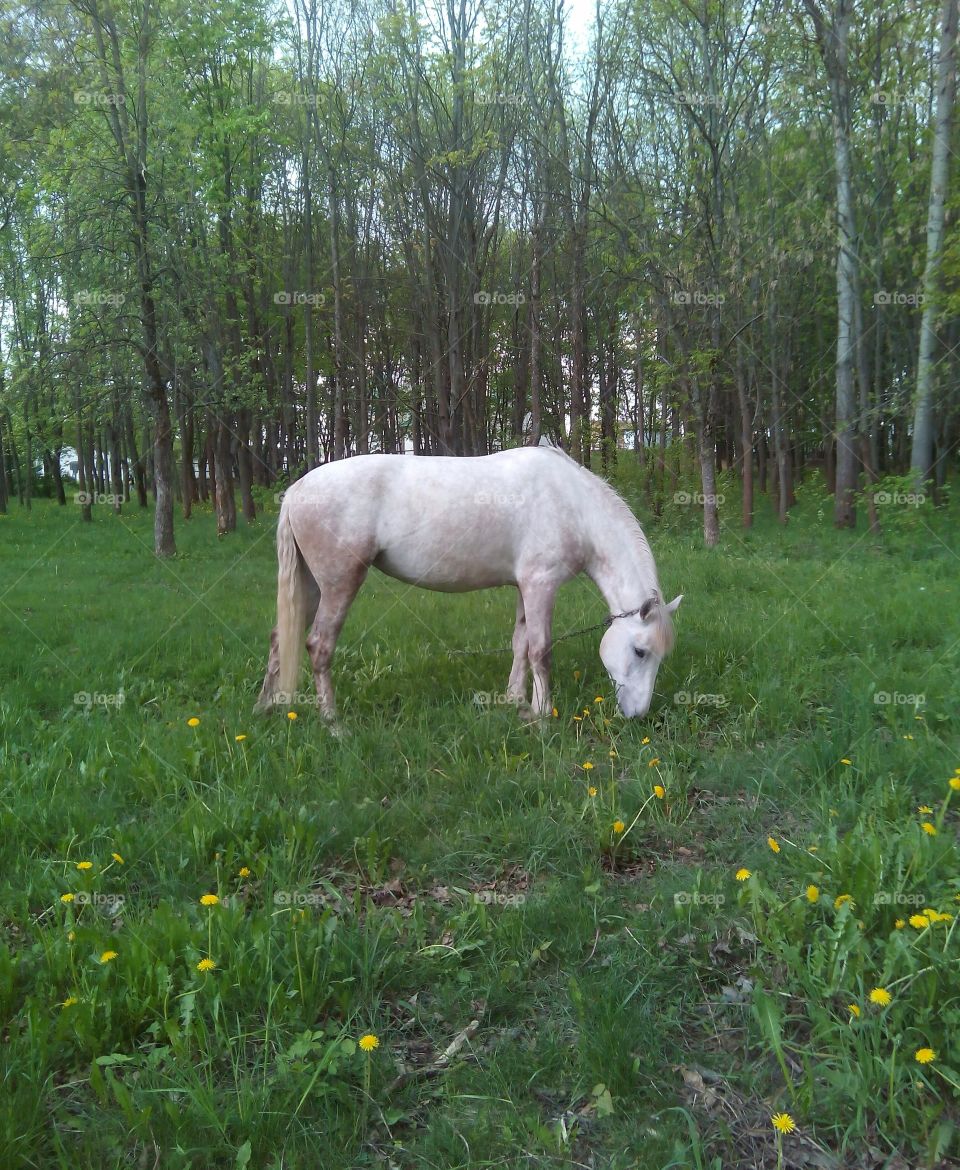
xmin=1 ymin=478 xmax=959 ymax=1169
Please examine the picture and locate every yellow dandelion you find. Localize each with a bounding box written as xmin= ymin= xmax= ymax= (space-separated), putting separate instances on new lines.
xmin=99 ymin=950 xmax=118 ymax=964
xmin=60 ymin=995 xmax=78 ymax=1009
xmin=840 ymin=758 xmax=851 ymax=765
xmin=76 ymin=861 xmax=92 ymax=871
xmin=848 ymin=1003 xmax=861 ymax=1018
xmin=609 ymin=749 xmax=617 ymax=758
xmin=111 ymin=852 xmax=124 ymax=865
xmin=582 ymin=761 xmax=595 ymax=771
xmin=359 ymin=1033 xmax=379 ymax=1051
xmin=573 ymin=715 xmax=582 ymax=722
xmin=238 ymin=867 xmax=251 ymax=878
xmin=834 ymin=894 xmax=854 ymax=910
xmin=613 ymin=820 xmax=626 ymax=834
xmin=918 ymin=805 xmax=933 ymax=814
xmin=909 ymin=913 xmax=930 ymax=929
xmin=588 ymin=787 xmax=598 ymax=797
xmin=768 ymin=837 xmax=781 ymax=853
xmin=583 ymin=707 xmax=590 ymax=716
xmin=60 ymin=893 xmax=75 ymax=904
xmin=808 ymin=845 xmax=818 ymax=853
xmin=915 ymin=1047 xmax=936 ymax=1064
xmin=287 ymin=711 xmax=298 ymax=721
xmin=552 ymin=707 xmax=558 ymax=718
xmin=771 ymin=1112 xmax=796 ymax=1134
xmin=735 ymin=868 xmax=752 ymax=881
xmin=187 ymin=717 xmax=200 ymax=727
xmin=869 ymin=987 xmax=891 ymax=1006
xmin=235 ymin=734 xmax=247 ymax=742
xmin=573 ymin=670 xmax=581 ymax=680
xmin=921 ymin=822 xmax=937 ymax=836
xmin=594 ymin=696 xmax=603 ymax=703
xmin=641 ymin=736 xmax=650 ymax=745
xmin=806 ymin=885 xmax=819 ymax=903
xmin=950 ymin=776 xmax=960 ymax=791
xmin=653 ymin=785 xmax=665 ymax=799
xmin=197 ymin=958 xmax=216 ymax=972
xmin=67 ymin=931 xmax=75 ymax=942
xmin=894 ymin=919 xmax=905 ymax=929
xmin=200 ymin=893 xmax=220 ymax=907
xmin=903 ymin=734 xmax=914 ymax=740
xmin=648 ymin=757 xmax=660 ymax=768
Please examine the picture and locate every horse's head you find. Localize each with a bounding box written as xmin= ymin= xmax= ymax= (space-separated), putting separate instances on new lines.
xmin=599 ymin=594 xmax=682 ymax=717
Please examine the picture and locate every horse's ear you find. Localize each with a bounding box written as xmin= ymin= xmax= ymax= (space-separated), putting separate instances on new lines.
xmin=639 ymin=596 xmax=658 ymax=620
xmin=665 ymin=594 xmax=683 ymax=615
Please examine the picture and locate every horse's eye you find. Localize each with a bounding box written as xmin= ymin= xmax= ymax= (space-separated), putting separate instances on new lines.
xmin=634 ymin=647 xmax=647 ymax=660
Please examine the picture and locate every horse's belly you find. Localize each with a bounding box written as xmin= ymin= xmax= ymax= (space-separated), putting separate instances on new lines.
xmin=373 ymin=542 xmax=515 ymax=592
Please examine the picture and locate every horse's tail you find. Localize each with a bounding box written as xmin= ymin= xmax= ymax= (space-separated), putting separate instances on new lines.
xmin=275 ymin=505 xmax=308 ymax=704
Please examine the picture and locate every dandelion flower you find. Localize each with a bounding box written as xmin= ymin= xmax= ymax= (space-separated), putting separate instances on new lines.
xmin=588 ymin=787 xmax=598 ymax=797
xmin=915 ymin=1047 xmax=936 ymax=1064
xmin=60 ymin=996 xmax=78 ymax=1009
xmin=771 ymin=1112 xmax=796 ymax=1134
xmin=552 ymin=707 xmax=558 ymax=718
xmin=76 ymin=861 xmax=93 ymax=871
xmin=197 ymin=958 xmax=216 ymax=972
xmin=768 ymin=837 xmax=781 ymax=853
xmin=609 ymin=749 xmax=617 ymax=758
xmin=903 ymin=734 xmax=914 ymax=741
xmin=60 ymin=893 xmax=75 ymax=904
xmin=583 ymin=707 xmax=590 ymax=716
xmin=594 ymin=696 xmax=603 ymax=704
xmin=582 ymin=761 xmax=594 ymax=771
xmin=99 ymin=950 xmax=118 ymax=964
xmin=950 ymin=777 xmax=960 ymax=791
xmin=613 ymin=820 xmax=625 ymax=834
xmin=67 ymin=931 xmax=75 ymax=942
xmin=840 ymin=758 xmax=851 ymax=765
xmin=187 ymin=717 xmax=200 ymax=727
xmin=573 ymin=670 xmax=581 ymax=680
xmin=834 ymin=894 xmax=854 ymax=910
xmin=735 ymin=868 xmax=751 ymax=881
xmin=653 ymin=785 xmax=665 ymax=799
xmin=918 ymin=805 xmax=933 ymax=814
xmin=909 ymin=913 xmax=930 ymax=929
xmin=238 ymin=867 xmax=251 ymax=878
xmin=921 ymin=822 xmax=937 ymax=836
xmin=573 ymin=715 xmax=582 ymax=722
xmin=359 ymin=1033 xmax=379 ymax=1051
xmin=111 ymin=852 xmax=124 ymax=865
xmin=848 ymin=1004 xmax=861 ymax=1018
xmin=641 ymin=736 xmax=650 ymax=745
xmin=287 ymin=711 xmax=298 ymax=721
xmin=806 ymin=885 xmax=819 ymax=903
xmin=894 ymin=919 xmax=905 ymax=929
xmin=200 ymin=894 xmax=220 ymax=907
xmin=648 ymin=757 xmax=660 ymax=768
xmin=235 ymin=734 xmax=247 ymax=742
xmin=869 ymin=987 xmax=891 ymax=1006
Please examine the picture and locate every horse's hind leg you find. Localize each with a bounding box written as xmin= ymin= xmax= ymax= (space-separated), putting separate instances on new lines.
xmin=306 ymin=566 xmax=368 ymax=722
xmin=506 ymin=590 xmax=529 ymax=706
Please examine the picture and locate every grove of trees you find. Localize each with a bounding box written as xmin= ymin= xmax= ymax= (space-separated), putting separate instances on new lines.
xmin=0 ymin=0 xmax=956 ymax=553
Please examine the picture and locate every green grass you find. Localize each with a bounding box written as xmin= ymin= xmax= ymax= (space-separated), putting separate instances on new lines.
xmin=1 ymin=482 xmax=959 ymax=1169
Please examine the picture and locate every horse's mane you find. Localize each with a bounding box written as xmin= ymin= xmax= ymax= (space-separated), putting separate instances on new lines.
xmin=537 ymin=440 xmax=674 ymax=654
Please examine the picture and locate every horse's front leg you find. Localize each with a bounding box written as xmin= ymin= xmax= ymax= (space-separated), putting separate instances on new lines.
xmin=505 ymin=590 xmax=529 ymax=706
xmin=518 ymin=578 xmax=558 ymax=718
xmin=305 ymin=567 xmax=367 ymax=723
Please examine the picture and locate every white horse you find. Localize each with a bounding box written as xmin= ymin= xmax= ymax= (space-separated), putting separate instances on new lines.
xmin=255 ymin=444 xmax=681 ymax=721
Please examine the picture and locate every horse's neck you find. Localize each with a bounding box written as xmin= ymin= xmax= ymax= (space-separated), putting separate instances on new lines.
xmin=585 ymin=500 xmax=658 ymax=615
